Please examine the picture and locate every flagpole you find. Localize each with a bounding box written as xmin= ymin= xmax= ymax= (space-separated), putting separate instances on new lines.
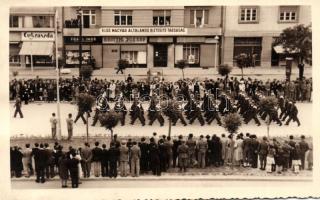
xmin=55 ymin=8 xmax=62 ymax=140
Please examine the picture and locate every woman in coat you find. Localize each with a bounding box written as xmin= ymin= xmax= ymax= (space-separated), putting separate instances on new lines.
xmin=59 ymin=153 xmax=69 ymax=188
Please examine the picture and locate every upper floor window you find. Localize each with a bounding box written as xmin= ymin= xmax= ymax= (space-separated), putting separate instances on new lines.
xmin=9 ymin=15 xmax=19 ymax=28
xmin=279 ymin=6 xmax=299 ymax=22
xmin=190 ymin=9 xmax=209 ymax=28
xmin=83 ymin=10 xmax=96 ymax=28
xmin=153 ymin=10 xmax=171 ymax=26
xmin=114 ymin=10 xmax=132 ymax=26
xmin=32 ymin=16 xmax=51 ymax=28
xmin=239 ymin=7 xmax=259 ymax=23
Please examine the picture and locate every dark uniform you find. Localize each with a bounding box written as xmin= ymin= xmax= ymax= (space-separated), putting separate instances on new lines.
xmin=148 ymin=100 xmax=164 ymax=126
xmin=108 ymin=144 xmax=119 ymax=178
xmin=13 ymin=98 xmax=23 ymax=118
xmin=68 ymin=156 xmax=80 ymax=188
xmin=130 ymin=101 xmax=146 ymax=126
xmin=114 ymin=100 xmax=127 ymax=126
xmin=285 ymin=102 xmax=301 ymax=126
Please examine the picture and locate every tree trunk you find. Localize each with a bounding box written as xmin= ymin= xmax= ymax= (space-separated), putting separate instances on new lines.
xmin=110 ymin=129 xmax=114 ymax=142
xmin=182 ymin=69 xmax=185 ymax=80
xmin=168 ymin=119 xmax=172 ymax=137
xmin=86 ymin=112 xmax=89 ymax=142
xmin=241 ymin=67 xmax=244 ymax=79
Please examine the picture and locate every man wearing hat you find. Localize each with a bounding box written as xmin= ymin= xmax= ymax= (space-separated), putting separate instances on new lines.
xmin=258 ymin=136 xmax=269 ymax=170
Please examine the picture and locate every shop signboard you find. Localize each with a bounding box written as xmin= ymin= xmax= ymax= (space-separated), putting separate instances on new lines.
xmin=100 ymin=27 xmax=187 ymax=36
xmin=21 ymin=32 xmax=55 ymax=41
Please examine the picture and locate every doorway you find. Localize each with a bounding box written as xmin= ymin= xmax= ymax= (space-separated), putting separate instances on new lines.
xmin=154 ymin=44 xmax=168 ymax=67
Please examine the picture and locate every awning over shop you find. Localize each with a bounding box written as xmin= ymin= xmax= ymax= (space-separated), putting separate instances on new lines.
xmin=19 ymin=42 xmax=53 ymax=55
xmin=273 ymin=45 xmax=299 ymax=54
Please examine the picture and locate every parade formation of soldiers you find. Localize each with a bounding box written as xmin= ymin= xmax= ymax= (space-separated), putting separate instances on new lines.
xmin=11 ymin=133 xmax=313 ymax=188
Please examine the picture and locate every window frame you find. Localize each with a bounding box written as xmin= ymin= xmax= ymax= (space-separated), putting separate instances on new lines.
xmin=32 ymin=15 xmax=51 ymax=28
xmin=183 ymin=44 xmax=200 ymax=65
xmin=9 ymin=55 xmax=20 ymax=64
xmin=190 ymin=9 xmax=209 ymax=28
xmin=114 ymin=10 xmax=133 ymax=26
xmin=153 ymin=10 xmax=171 ymax=26
xmin=9 ymin=15 xmax=19 ymax=28
xmin=278 ymin=6 xmax=299 ymax=23
xmin=238 ymin=6 xmax=259 ymax=24
xmin=82 ymin=10 xmax=96 ymax=26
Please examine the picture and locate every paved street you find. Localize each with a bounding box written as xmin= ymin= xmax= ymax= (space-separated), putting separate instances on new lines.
xmin=11 ymin=177 xmax=312 ymax=189
xmin=10 ymin=102 xmax=312 ymax=139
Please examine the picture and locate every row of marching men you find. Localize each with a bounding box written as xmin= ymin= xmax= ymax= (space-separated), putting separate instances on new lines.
xmin=87 ymin=90 xmax=300 ymax=127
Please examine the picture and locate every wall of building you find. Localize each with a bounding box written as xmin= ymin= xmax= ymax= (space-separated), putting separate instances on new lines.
xmin=184 ymin=6 xmax=222 ymax=28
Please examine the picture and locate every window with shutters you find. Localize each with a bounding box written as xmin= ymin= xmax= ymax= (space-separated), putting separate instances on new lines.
xmin=190 ymin=9 xmax=209 ymax=28
xmin=114 ymin=10 xmax=132 ymax=26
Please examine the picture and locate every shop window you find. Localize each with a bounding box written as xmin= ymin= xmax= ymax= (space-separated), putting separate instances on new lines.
xmin=233 ymin=37 xmax=262 ymax=66
xmin=279 ymin=6 xmax=298 ymax=22
xmin=32 ymin=16 xmax=51 ymax=28
xmin=114 ymin=10 xmax=132 ymax=26
xmin=9 ymin=15 xmax=19 ymax=28
xmin=239 ymin=7 xmax=259 ymax=23
xmin=121 ymin=51 xmax=147 ymax=67
xmin=190 ymin=9 xmax=209 ymax=28
xmin=153 ymin=10 xmax=171 ymax=26
xmin=9 ymin=55 xmax=20 ymax=64
xmin=82 ymin=10 xmax=96 ymax=28
xmin=183 ymin=44 xmax=200 ymax=64
xmin=65 ymin=50 xmax=91 ymax=65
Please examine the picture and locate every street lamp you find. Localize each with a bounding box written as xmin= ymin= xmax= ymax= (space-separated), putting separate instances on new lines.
xmin=55 ymin=8 xmax=62 ymax=140
xmin=76 ymin=8 xmax=83 ymax=79
xmin=214 ymin=35 xmax=219 ymax=68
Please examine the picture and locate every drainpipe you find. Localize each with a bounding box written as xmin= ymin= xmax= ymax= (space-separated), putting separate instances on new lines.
xmin=220 ymin=6 xmax=226 ymax=66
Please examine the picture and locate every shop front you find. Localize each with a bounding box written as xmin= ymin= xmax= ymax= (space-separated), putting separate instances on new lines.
xmin=103 ymin=36 xmax=147 ymax=68
xmin=18 ymin=32 xmax=55 ymax=67
xmin=175 ymin=37 xmax=219 ymax=68
xmin=233 ymin=37 xmax=262 ymax=67
xmin=64 ymin=36 xmax=102 ymax=68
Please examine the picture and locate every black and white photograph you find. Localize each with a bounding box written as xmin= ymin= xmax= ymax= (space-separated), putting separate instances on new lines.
xmin=1 ymin=1 xmax=320 ymax=199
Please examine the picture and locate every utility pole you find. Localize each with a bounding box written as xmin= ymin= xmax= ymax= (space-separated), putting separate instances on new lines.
xmin=55 ymin=8 xmax=62 ymax=140
xmin=77 ymin=8 xmax=83 ymax=79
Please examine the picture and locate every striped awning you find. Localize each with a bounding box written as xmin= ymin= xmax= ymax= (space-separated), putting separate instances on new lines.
xmin=19 ymin=42 xmax=53 ymax=55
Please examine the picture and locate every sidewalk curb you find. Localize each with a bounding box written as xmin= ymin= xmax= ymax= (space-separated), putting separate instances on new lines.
xmin=11 ymin=176 xmax=312 ymax=182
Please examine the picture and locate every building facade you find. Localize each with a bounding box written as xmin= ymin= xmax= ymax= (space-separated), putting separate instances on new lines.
xmin=9 ymin=6 xmax=311 ymax=69
xmin=9 ymin=7 xmax=63 ymax=68
xmin=222 ymin=6 xmax=311 ymax=67
xmin=62 ymin=6 xmax=222 ymax=69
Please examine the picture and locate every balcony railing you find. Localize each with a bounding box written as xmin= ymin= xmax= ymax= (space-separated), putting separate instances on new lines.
xmin=64 ymin=19 xmax=80 ymax=28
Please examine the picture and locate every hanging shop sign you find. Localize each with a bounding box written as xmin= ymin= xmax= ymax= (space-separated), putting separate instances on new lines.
xmin=103 ymin=36 xmax=147 ymax=44
xmin=21 ymin=32 xmax=55 ymax=41
xmin=99 ymin=27 xmax=187 ymax=36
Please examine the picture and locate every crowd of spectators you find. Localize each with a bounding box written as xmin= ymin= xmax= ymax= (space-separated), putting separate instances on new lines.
xmin=11 ymin=133 xmax=313 ymax=188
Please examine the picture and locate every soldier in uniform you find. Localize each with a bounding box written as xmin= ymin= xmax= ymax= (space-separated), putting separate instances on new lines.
xmin=148 ymin=98 xmax=164 ymax=126
xmin=177 ymin=140 xmax=189 ymax=172
xmin=299 ymin=135 xmax=309 ymax=170
xmin=189 ymin=101 xmax=205 ymax=126
xmin=186 ymin=134 xmax=197 ymax=167
xmin=258 ymin=136 xmax=269 ymax=170
xmin=205 ymin=97 xmax=222 ymax=126
xmin=278 ymin=96 xmax=286 ymax=119
xmin=171 ymin=100 xmax=187 ymax=126
xmin=285 ymin=101 xmax=301 ymax=126
xmin=92 ymin=91 xmax=110 ymax=126
xmin=243 ymin=104 xmax=261 ymax=126
xmin=130 ymin=100 xmax=146 ymax=126
xmin=13 ymin=97 xmax=23 ymax=118
xmin=114 ymin=99 xmax=127 ymax=126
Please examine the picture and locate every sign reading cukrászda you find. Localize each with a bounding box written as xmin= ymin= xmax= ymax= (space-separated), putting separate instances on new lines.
xmin=22 ymin=32 xmax=55 ymax=41
xmin=100 ymin=27 xmax=187 ymax=36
